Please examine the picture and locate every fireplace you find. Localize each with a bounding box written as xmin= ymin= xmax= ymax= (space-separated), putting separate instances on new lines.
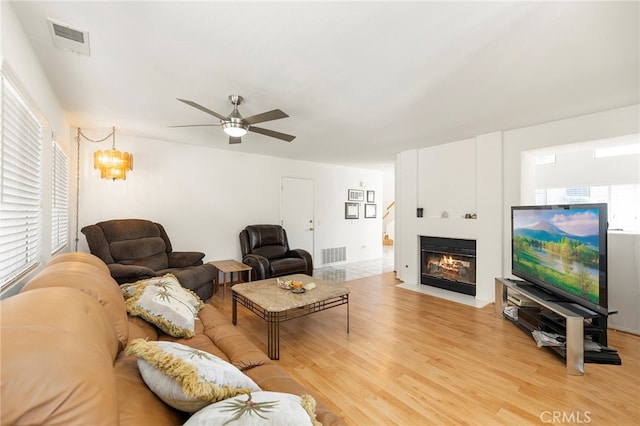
xmin=420 ymin=236 xmax=477 ymax=296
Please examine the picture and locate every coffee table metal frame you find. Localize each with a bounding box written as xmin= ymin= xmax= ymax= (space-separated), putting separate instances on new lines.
xmin=231 ymin=274 xmax=349 ymax=360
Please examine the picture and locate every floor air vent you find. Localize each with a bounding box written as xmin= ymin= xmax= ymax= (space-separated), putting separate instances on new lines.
xmin=321 ymin=247 xmax=346 ymax=265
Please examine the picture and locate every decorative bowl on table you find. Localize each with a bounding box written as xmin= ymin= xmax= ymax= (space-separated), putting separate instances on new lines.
xmin=277 ymin=278 xmax=293 ymax=290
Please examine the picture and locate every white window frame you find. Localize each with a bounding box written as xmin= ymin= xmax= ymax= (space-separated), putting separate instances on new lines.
xmin=51 ymin=139 xmax=69 ymax=254
xmin=1 ymin=70 xmax=44 ymax=289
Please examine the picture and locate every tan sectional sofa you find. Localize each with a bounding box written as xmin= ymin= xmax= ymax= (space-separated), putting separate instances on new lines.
xmin=0 ymin=252 xmax=342 ymax=425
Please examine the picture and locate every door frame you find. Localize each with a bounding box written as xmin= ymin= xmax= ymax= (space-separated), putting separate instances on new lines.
xmin=280 ymin=177 xmax=314 ymax=260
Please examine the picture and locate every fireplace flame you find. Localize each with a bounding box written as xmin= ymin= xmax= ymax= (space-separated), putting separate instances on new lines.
xmin=437 ymin=254 xmax=462 ymax=273
xmin=422 ymin=244 xmax=477 ymax=288
xmin=439 ymin=255 xmax=455 ymax=266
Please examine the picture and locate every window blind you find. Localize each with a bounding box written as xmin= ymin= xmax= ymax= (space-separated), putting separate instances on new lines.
xmin=1 ymin=75 xmax=43 ymax=288
xmin=51 ymin=140 xmax=68 ymax=253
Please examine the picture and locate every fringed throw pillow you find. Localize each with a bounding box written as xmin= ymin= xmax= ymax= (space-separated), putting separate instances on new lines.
xmin=126 ymin=339 xmax=261 ymax=413
xmin=121 ymin=274 xmax=203 ymax=338
xmin=183 ymin=391 xmax=322 ymax=426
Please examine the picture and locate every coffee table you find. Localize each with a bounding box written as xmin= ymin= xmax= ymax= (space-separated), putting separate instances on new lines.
xmin=231 ymin=274 xmax=349 ymax=360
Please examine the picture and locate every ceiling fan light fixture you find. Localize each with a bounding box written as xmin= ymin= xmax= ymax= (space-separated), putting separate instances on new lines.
xmin=222 ymin=119 xmax=248 ymax=137
xmin=176 ymin=95 xmax=295 ymax=144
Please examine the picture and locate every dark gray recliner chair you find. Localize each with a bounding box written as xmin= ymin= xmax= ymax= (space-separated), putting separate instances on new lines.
xmin=81 ymin=219 xmax=217 ymax=300
xmin=239 ymin=224 xmax=313 ymax=281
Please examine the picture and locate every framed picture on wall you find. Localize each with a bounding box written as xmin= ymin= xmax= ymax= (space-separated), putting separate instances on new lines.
xmin=365 ymin=203 xmax=377 ymax=218
xmin=345 ymin=202 xmax=359 ymax=219
xmin=366 ymin=190 xmax=375 ymax=202
xmin=347 ymin=189 xmax=364 ymax=202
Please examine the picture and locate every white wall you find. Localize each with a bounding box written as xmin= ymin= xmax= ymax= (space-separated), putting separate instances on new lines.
xmin=1 ymin=3 xmax=66 ymax=137
xmin=417 ymin=138 xmax=477 ymax=219
xmin=608 ymin=232 xmax=640 ymax=334
xmin=75 ymin=131 xmax=384 ymax=266
xmin=1 ymin=2 xmax=69 ymax=297
xmin=533 ymin=138 xmax=640 ymax=189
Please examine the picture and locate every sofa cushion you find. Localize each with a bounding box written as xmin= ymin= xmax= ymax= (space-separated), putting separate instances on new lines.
xmin=109 ymin=263 xmax=158 ymax=281
xmin=112 ymin=237 xmax=168 ymax=265
xmin=1 ymin=288 xmax=120 ymax=425
xmin=252 ymin=245 xmax=287 ymax=260
xmin=125 ymin=339 xmax=261 ymax=413
xmin=20 ymin=259 xmax=130 ymax=350
xmin=122 ymin=274 xmax=203 ymax=338
xmin=99 ymin=218 xmax=163 ymax=241
xmin=197 ymin=305 xmax=271 ymax=370
xmin=127 ymin=315 xmax=160 ymax=343
xmin=183 ymin=391 xmax=321 ymax=426
xmin=245 ymin=225 xmax=286 ymax=246
xmin=114 ymin=353 xmax=187 ymax=426
xmin=168 ymin=251 xmax=205 ymax=268
xmin=159 ymin=265 xmax=216 ymax=295
xmin=46 ymin=251 xmax=110 ymax=273
xmin=269 ymin=257 xmax=308 ymax=277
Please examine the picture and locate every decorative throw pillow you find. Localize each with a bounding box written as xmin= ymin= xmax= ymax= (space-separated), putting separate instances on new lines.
xmin=121 ymin=274 xmax=203 ymax=337
xmin=125 ymin=339 xmax=261 ymax=413
xmin=183 ymin=391 xmax=321 ymax=426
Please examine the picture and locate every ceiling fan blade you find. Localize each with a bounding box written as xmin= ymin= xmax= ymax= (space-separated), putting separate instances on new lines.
xmin=249 ymin=126 xmax=296 ymax=142
xmin=177 ymin=98 xmax=227 ymax=121
xmin=168 ymin=124 xmax=221 ymax=128
xmin=243 ymin=109 xmax=289 ymax=125
xmin=229 ymin=136 xmax=242 ymax=144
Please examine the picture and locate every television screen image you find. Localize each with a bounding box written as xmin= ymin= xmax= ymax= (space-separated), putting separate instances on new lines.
xmin=511 ymin=204 xmax=608 ymax=314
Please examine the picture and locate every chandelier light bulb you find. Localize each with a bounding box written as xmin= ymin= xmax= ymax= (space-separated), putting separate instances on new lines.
xmin=81 ymin=127 xmax=133 ymax=180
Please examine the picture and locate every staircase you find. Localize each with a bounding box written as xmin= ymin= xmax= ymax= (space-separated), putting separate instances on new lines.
xmin=382 ymin=201 xmax=395 ymax=246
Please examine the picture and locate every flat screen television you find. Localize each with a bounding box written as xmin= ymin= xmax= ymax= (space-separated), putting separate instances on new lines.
xmin=511 ymin=203 xmax=608 ymax=316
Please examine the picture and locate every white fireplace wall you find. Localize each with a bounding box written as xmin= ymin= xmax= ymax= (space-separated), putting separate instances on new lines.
xmin=416 ymin=138 xmax=477 ymax=219
xmin=395 ymin=132 xmax=503 ymax=304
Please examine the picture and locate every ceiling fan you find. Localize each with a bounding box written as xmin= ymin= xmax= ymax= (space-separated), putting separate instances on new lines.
xmin=173 ymin=95 xmax=296 ymax=144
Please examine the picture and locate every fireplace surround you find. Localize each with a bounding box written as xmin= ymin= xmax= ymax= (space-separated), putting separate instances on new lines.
xmin=420 ymin=236 xmax=477 ymax=296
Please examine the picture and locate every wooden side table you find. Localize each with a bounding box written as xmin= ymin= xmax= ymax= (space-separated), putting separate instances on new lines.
xmin=208 ymin=259 xmax=252 ymax=298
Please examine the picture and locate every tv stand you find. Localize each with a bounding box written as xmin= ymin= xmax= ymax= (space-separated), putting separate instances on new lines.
xmin=495 ymin=278 xmax=620 ymax=375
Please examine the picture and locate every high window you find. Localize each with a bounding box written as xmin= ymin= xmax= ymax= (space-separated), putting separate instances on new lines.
xmin=533 ymin=137 xmax=640 ymax=233
xmin=535 ymin=184 xmax=640 ymax=232
xmin=0 ymin=73 xmax=43 ymax=288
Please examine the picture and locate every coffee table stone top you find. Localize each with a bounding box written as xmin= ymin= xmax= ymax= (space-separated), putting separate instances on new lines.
xmin=231 ymin=274 xmax=349 ymax=312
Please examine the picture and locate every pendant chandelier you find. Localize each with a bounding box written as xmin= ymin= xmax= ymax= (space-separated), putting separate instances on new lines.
xmin=76 ymin=127 xmax=133 ymax=180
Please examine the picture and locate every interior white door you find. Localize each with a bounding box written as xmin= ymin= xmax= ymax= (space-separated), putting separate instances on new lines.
xmin=281 ymin=177 xmax=314 ymax=259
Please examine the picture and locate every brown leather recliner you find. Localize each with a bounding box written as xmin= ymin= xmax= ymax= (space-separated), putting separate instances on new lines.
xmin=81 ymin=219 xmax=217 ymax=300
xmin=239 ymin=224 xmax=313 ymax=280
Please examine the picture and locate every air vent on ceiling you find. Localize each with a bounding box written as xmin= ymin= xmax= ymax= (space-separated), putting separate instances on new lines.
xmin=47 ymin=18 xmax=90 ymax=56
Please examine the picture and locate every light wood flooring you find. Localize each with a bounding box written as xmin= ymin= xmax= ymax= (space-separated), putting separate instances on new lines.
xmin=210 ymin=272 xmax=640 ymax=425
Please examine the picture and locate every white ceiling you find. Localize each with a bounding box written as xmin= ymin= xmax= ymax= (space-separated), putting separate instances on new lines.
xmin=9 ymin=1 xmax=639 ymax=170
